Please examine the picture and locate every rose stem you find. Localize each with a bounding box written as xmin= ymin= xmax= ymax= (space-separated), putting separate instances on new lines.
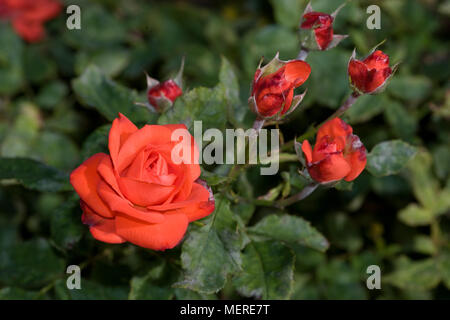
xmin=252 ymin=117 xmax=265 ymax=133
xmin=322 ymin=91 xmax=360 ymax=124
xmin=297 ymin=47 xmax=309 ymax=61
xmin=275 ymin=183 xmax=318 ymax=208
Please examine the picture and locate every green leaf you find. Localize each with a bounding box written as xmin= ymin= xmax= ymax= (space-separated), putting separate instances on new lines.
xmin=0 ymin=238 xmax=65 ymax=288
xmin=128 ymin=260 xmax=178 ymax=300
xmin=32 ymin=131 xmax=80 ymax=171
xmin=158 ymin=57 xmax=238 ymax=132
xmin=175 ymin=196 xmax=242 ymax=294
xmin=325 ymin=212 xmax=362 ymax=252
xmin=242 ymin=26 xmax=298 ymax=77
xmin=407 ymin=151 xmax=441 ymax=211
xmin=174 ymin=288 xmax=217 ymax=300
xmin=387 ymin=75 xmax=432 ymax=102
xmin=316 ymin=258 xmax=368 ymax=300
xmin=439 ymin=251 xmax=450 ymax=290
xmin=0 ymin=103 xmax=41 ymax=158
xmin=54 ymin=279 xmax=128 ymax=300
xmin=412 ymin=235 xmax=437 ymax=255
xmin=366 ymin=140 xmax=417 ymax=177
xmin=345 ymin=94 xmax=387 ymax=124
xmin=385 ymin=257 xmax=441 ymax=291
xmin=75 ymin=49 xmax=130 ymax=77
xmin=23 ymin=47 xmax=57 ymax=84
xmin=398 ymin=203 xmax=433 ymax=226
xmin=218 ymin=57 xmax=243 ymax=125
xmin=305 ymin=49 xmax=350 ymax=108
xmin=81 ymin=124 xmax=111 ymax=161
xmin=0 ymin=287 xmax=41 ymax=300
xmin=50 ymin=195 xmax=84 ymax=250
xmin=269 ymin=0 xmax=303 ymax=28
xmin=0 ymin=25 xmax=24 ymax=95
xmin=200 ymin=169 xmax=230 ymax=186
xmin=36 ymin=81 xmax=68 ymax=110
xmin=72 ymin=65 xmax=154 ymax=123
xmin=62 ymin=4 xmax=126 ymax=49
xmin=384 ymin=101 xmax=417 ymax=141
xmin=0 ymin=157 xmax=71 ymax=192
xmin=129 ymin=276 xmax=173 ymax=300
xmin=247 ymin=214 xmax=329 ymax=252
xmin=233 ymin=240 xmax=295 ymax=299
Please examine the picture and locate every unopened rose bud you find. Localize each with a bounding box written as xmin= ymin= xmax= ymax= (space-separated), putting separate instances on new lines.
xmin=137 ymin=58 xmax=184 ymax=113
xmin=301 ymin=118 xmax=367 ymax=183
xmin=249 ymin=53 xmax=310 ymax=120
xmin=348 ymin=48 xmax=398 ymax=95
xmin=147 ymin=79 xmax=182 ymax=111
xmin=299 ymin=2 xmax=348 ymax=51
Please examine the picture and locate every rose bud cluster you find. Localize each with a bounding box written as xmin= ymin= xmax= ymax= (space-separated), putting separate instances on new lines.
xmin=0 ymin=0 xmax=62 ymax=43
xmin=299 ymin=2 xmax=347 ymax=51
xmin=348 ymin=49 xmax=397 ymax=95
xmin=138 ymin=59 xmax=184 ymax=113
xmin=249 ymin=53 xmax=311 ymax=120
xmin=301 ymin=118 xmax=367 ymax=183
xmin=70 ymin=113 xmax=215 ymax=251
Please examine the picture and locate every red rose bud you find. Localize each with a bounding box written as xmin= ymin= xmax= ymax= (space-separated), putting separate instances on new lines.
xmin=137 ymin=58 xmax=184 ymax=113
xmin=299 ymin=2 xmax=347 ymax=51
xmin=249 ymin=53 xmax=311 ymax=119
xmin=147 ymin=79 xmax=182 ymax=108
xmin=0 ymin=0 xmax=62 ymax=43
xmin=301 ymin=118 xmax=366 ymax=183
xmin=348 ymin=49 xmax=398 ymax=95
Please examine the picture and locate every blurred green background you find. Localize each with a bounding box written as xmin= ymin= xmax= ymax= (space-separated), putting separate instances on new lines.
xmin=0 ymin=0 xmax=449 ymax=299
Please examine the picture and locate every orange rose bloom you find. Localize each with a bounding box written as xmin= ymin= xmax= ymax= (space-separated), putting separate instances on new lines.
xmin=0 ymin=0 xmax=62 ymax=43
xmin=70 ymin=114 xmax=215 ymax=251
xmin=301 ymin=118 xmax=366 ymax=183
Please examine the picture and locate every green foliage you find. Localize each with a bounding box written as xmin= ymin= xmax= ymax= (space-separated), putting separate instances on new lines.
xmin=366 ymin=140 xmax=417 ymax=177
xmin=0 ymin=0 xmax=448 ymax=301
xmin=72 ymin=65 xmax=154 ymax=123
xmin=233 ymin=240 xmax=295 ymax=299
xmin=247 ymin=214 xmax=329 ymax=252
xmin=159 ymin=57 xmax=239 ymax=131
xmin=176 ymin=196 xmax=242 ymax=293
xmin=0 ymin=157 xmax=71 ymax=192
xmin=0 ymin=238 xmax=64 ymax=288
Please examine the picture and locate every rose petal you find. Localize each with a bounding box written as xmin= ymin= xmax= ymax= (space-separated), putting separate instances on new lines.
xmin=344 ymin=135 xmax=367 ymax=181
xmin=115 ymin=213 xmax=188 ymax=251
xmin=109 ymin=113 xmax=138 ymax=169
xmin=70 ymin=153 xmax=114 ymax=218
xmin=284 ymin=60 xmax=311 ymax=86
xmin=147 ymin=183 xmax=215 ymax=222
xmin=308 ymin=153 xmax=351 ymax=183
xmin=281 ymin=87 xmax=294 ymax=115
xmin=317 ymin=118 xmax=353 ymax=146
xmin=117 ymin=176 xmax=175 ymax=207
xmin=81 ymin=202 xmax=125 ymax=244
xmin=97 ymin=180 xmax=165 ymax=224
xmin=97 ymin=154 xmax=123 ymax=197
xmin=116 ymin=125 xmax=173 ymax=172
xmin=363 ymin=50 xmax=390 ymax=70
xmin=301 ymin=140 xmax=313 ymax=164
xmin=314 ymin=24 xmax=333 ymax=50
xmin=365 ymin=67 xmax=392 ymax=93
xmin=348 ymin=59 xmax=369 ymax=92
